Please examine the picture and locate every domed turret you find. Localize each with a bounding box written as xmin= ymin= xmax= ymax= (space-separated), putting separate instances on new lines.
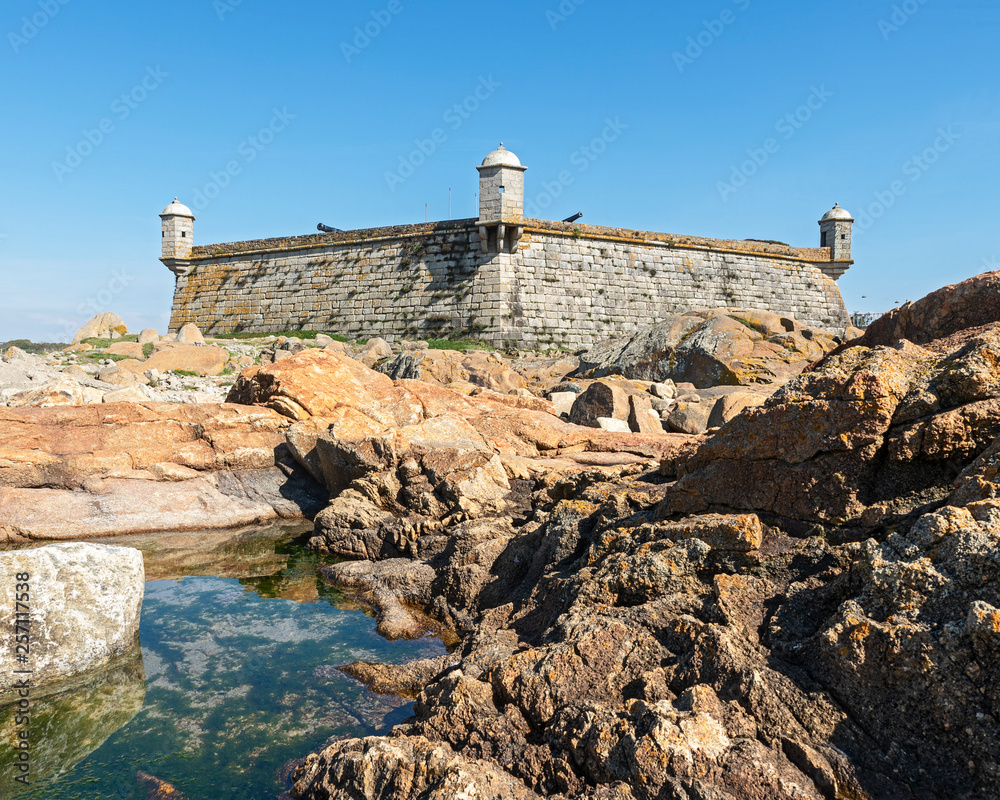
xmin=818 ymin=202 xmax=853 ymax=269
xmin=477 ymin=143 xmax=527 ymax=223
xmin=160 ymin=197 xmax=195 ymax=267
xmin=476 ymin=144 xmax=527 ymax=255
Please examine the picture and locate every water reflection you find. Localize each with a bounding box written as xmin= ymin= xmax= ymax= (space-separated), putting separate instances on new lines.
xmin=0 ymin=647 xmax=145 ymax=785
xmin=0 ymin=526 xmax=445 ymax=799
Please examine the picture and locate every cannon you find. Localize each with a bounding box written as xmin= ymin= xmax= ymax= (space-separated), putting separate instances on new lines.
xmin=317 ymin=223 xmax=343 ymax=233
xmin=562 ymin=212 xmax=583 ymax=223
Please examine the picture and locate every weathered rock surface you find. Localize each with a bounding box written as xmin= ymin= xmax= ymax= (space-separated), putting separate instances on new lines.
xmin=105 ymin=341 xmax=147 ymax=359
xmin=380 ymin=349 xmax=528 ymax=395
xmin=0 ymin=543 xmax=144 ymax=694
xmin=175 ymin=322 xmax=205 ymax=345
xmin=131 ymin=344 xmax=228 ymax=376
xmin=663 ymin=329 xmax=1000 ymax=531
xmin=72 ymin=312 xmax=128 ymax=344
xmin=859 ymin=270 xmax=1000 ymax=348
xmin=298 ymin=470 xmax=883 ymax=800
xmin=228 ymin=351 xmax=695 ymax=562
xmin=293 ymin=735 xmax=542 ymax=800
xmin=4 ymin=375 xmax=94 ymax=408
xmin=292 ymin=281 xmax=1000 ymax=800
xmin=0 ymin=403 xmax=325 ymax=539
xmin=578 ymin=308 xmax=839 ymax=388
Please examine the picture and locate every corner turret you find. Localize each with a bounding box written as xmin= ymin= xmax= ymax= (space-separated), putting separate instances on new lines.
xmin=477 ymin=144 xmax=527 ymax=254
xmin=819 ymin=203 xmax=853 ymax=259
xmin=160 ymin=198 xmax=195 ymax=276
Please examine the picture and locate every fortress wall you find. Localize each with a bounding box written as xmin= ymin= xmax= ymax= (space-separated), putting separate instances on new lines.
xmin=169 ymin=221 xmax=498 ymax=340
xmin=168 ymin=219 xmax=849 ymax=345
xmin=506 ymin=226 xmax=849 ymax=348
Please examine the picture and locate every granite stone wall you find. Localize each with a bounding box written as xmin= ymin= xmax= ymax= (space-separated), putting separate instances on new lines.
xmin=167 ymin=218 xmax=850 ymax=346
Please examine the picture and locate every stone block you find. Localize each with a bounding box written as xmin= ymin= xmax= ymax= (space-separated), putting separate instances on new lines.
xmin=0 ymin=544 xmax=144 ymax=694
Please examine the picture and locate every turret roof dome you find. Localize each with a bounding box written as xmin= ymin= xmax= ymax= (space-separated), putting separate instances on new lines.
xmin=820 ymin=203 xmax=853 ymax=222
xmin=160 ymin=198 xmax=195 ymax=218
xmin=481 ymin=144 xmax=522 ymax=168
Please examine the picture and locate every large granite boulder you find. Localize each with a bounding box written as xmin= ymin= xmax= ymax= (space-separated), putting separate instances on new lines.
xmin=578 ymin=308 xmax=839 ymax=388
xmin=859 ymin=270 xmax=1000 ymax=348
xmin=4 ymin=376 xmax=93 ymax=408
xmin=175 ymin=322 xmax=205 ymax=345
xmin=663 ymin=325 xmax=1000 ymax=532
xmin=124 ymin=344 xmax=228 ymax=376
xmin=72 ymin=312 xmax=128 ymax=344
xmin=0 ymin=543 xmax=144 ymax=694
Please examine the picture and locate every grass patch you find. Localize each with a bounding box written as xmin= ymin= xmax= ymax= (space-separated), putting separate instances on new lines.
xmin=142 ymin=343 xmax=155 ymax=358
xmin=82 ymin=335 xmax=138 ymax=348
xmin=426 ymin=338 xmax=491 ymax=353
xmin=80 ymin=352 xmax=133 ymax=363
xmin=210 ymin=330 xmax=363 ymax=344
xmin=1 ymin=339 xmax=69 ymax=355
xmin=732 ymin=317 xmax=770 ymax=337
xmin=170 ymin=369 xmax=199 ymax=377
xmin=212 ymin=330 xmax=321 ymax=340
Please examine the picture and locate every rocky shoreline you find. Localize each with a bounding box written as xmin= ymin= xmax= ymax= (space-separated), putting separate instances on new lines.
xmin=6 ymin=276 xmax=1000 ymax=798
xmin=285 ymin=276 xmax=1000 ymax=799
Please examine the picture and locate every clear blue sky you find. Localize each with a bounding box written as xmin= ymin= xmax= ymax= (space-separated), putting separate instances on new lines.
xmin=1 ymin=0 xmax=998 ymax=341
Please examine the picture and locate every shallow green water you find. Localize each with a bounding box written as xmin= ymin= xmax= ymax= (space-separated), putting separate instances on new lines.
xmin=1 ymin=527 xmax=445 ymax=799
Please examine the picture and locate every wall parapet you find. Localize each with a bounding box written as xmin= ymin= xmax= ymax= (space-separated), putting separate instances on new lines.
xmin=189 ymin=219 xmax=478 ymax=260
xmin=521 ymin=219 xmax=838 ymax=264
xmin=189 ymin=216 xmax=843 ymax=267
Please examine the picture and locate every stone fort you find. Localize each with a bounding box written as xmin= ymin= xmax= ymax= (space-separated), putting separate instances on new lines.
xmin=160 ymin=144 xmax=854 ymax=348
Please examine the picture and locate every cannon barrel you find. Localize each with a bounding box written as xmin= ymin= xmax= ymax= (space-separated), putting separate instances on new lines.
xmin=317 ymin=223 xmax=343 ymax=233
xmin=562 ymin=212 xmax=583 ymax=223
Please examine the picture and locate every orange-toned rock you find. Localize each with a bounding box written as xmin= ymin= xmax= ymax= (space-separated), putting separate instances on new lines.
xmin=105 ymin=342 xmax=146 ymax=359
xmin=0 ymin=403 xmax=325 ymax=540
xmin=72 ymin=312 xmax=127 ymax=344
xmin=380 ymin=349 xmax=528 ymax=394
xmin=859 ymin=270 xmax=1000 ymax=347
xmin=4 ymin=377 xmax=88 ymax=408
xmin=228 ymin=350 xmax=697 ymax=559
xmin=0 ymin=403 xmax=291 ymax=490
xmin=121 ymin=344 xmax=228 ymax=377
xmin=664 ymin=326 xmax=1000 ymax=530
